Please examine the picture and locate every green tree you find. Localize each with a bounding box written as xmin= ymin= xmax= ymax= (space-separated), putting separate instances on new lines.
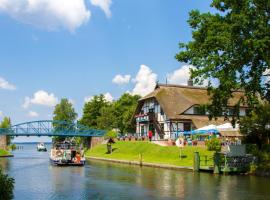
xmin=114 ymin=93 xmax=140 ymax=133
xmin=240 ymin=103 xmax=270 ymax=148
xmin=80 ymin=94 xmax=109 ymax=128
xmin=176 ymin=0 xmax=270 ymax=118
xmin=96 ymin=105 xmax=117 ymax=130
xmin=206 ymin=138 xmax=221 ymax=152
xmin=0 ymin=169 xmax=14 ymax=200
xmin=53 ymin=98 xmax=77 ymax=142
xmin=0 ymin=117 xmax=12 ymax=146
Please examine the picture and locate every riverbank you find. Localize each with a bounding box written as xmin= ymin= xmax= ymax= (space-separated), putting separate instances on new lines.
xmin=0 ymin=149 xmax=12 ymax=157
xmin=85 ymin=141 xmax=214 ymax=168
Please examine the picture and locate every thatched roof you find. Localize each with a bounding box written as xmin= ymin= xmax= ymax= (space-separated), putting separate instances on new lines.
xmin=219 ymin=130 xmax=243 ymax=137
xmin=136 ymin=84 xmax=245 ymax=128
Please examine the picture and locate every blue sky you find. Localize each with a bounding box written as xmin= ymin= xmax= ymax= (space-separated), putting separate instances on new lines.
xmin=0 ymin=0 xmax=212 ymax=142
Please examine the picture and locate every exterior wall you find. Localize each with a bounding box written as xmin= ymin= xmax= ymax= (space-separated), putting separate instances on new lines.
xmin=135 ymin=99 xmax=193 ymax=140
xmin=0 ymin=136 xmax=7 ymax=150
xmin=89 ymin=137 xmax=104 ymax=149
xmin=239 ymin=108 xmax=246 ymax=116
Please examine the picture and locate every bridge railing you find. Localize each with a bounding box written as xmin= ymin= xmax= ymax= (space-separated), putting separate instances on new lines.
xmin=0 ymin=120 xmax=106 ymax=137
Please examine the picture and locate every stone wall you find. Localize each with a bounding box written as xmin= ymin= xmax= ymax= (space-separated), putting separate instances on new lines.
xmin=87 ymin=137 xmax=104 ymax=149
xmin=0 ymin=136 xmax=7 ymax=150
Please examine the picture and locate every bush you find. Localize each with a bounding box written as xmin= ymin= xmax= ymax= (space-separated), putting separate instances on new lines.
xmin=0 ymin=169 xmax=14 ymax=200
xmin=206 ymin=138 xmax=221 ymax=152
xmin=262 ymin=144 xmax=270 ymax=153
xmin=105 ymin=130 xmax=118 ymax=139
xmin=9 ymin=144 xmax=16 ymax=151
xmin=246 ymin=144 xmax=259 ymax=154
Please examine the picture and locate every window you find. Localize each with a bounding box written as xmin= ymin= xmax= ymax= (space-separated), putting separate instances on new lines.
xmin=184 ymin=123 xmax=191 ymax=131
xmin=160 ymin=108 xmax=164 ymax=115
xmin=149 ymin=108 xmax=154 ymax=113
xmin=193 ymin=106 xmax=206 ymax=115
xmin=141 ymin=126 xmax=145 ymax=135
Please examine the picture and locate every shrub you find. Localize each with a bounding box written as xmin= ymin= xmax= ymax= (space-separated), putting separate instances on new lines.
xmin=0 ymin=169 xmax=14 ymax=200
xmin=105 ymin=130 xmax=118 ymax=139
xmin=246 ymin=144 xmax=259 ymax=154
xmin=262 ymin=144 xmax=270 ymax=153
xmin=206 ymin=138 xmax=221 ymax=152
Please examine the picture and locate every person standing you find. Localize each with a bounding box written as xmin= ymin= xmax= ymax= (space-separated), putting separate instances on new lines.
xmin=148 ymin=130 xmax=153 ymax=141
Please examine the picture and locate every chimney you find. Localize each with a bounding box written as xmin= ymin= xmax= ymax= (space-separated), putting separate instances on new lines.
xmin=187 ymin=79 xmax=193 ymax=86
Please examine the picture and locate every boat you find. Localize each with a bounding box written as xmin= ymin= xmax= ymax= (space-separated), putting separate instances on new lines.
xmin=37 ymin=143 xmax=47 ymax=152
xmin=50 ymin=141 xmax=85 ymax=166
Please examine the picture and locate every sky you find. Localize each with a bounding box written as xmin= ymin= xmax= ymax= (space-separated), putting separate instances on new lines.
xmin=0 ymin=0 xmax=213 ymax=142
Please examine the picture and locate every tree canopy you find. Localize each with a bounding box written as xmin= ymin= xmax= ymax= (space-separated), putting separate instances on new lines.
xmin=113 ymin=93 xmax=141 ymax=133
xmin=0 ymin=117 xmax=12 ymax=145
xmin=176 ymin=0 xmax=270 ymax=118
xmin=53 ymin=98 xmax=77 ymax=142
xmin=79 ymin=93 xmax=140 ymax=134
xmin=0 ymin=169 xmax=14 ymax=200
xmin=80 ymin=94 xmax=109 ymax=128
xmin=240 ymin=103 xmax=270 ymax=147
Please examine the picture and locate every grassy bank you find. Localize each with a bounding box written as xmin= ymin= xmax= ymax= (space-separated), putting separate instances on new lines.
xmin=0 ymin=149 xmax=10 ymax=157
xmin=86 ymin=141 xmax=214 ymax=167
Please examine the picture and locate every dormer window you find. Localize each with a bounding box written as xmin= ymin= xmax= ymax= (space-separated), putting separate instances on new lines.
xmin=193 ymin=106 xmax=206 ymax=115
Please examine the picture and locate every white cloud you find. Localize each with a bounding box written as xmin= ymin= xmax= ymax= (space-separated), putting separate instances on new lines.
xmin=27 ymin=111 xmax=39 ymax=118
xmin=84 ymin=93 xmax=113 ymax=103
xmin=104 ymin=92 xmax=114 ymax=102
xmin=0 ymin=111 xmax=3 ymax=117
xmin=0 ymin=0 xmax=91 ymax=32
xmin=112 ymin=74 xmax=131 ymax=85
xmin=132 ymin=64 xmax=157 ymax=97
xmin=68 ymin=99 xmax=75 ymax=106
xmin=23 ymin=90 xmax=58 ymax=108
xmin=90 ymin=0 xmax=112 ymax=17
xmin=167 ymin=65 xmax=194 ymax=85
xmin=22 ymin=97 xmax=31 ymax=109
xmin=84 ymin=96 xmax=93 ymax=103
xmin=0 ymin=77 xmax=16 ymax=90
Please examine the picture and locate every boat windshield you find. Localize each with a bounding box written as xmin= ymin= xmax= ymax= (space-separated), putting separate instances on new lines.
xmin=53 ymin=142 xmax=76 ymax=150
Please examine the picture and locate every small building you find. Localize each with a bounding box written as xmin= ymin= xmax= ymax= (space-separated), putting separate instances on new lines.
xmin=133 ymin=83 xmax=247 ymax=140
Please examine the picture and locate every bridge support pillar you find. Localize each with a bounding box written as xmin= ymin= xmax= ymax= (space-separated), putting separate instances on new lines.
xmin=0 ymin=135 xmax=7 ymax=150
xmin=86 ymin=136 xmax=104 ymax=149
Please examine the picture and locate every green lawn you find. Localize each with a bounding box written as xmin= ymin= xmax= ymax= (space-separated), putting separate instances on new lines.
xmin=86 ymin=141 xmax=214 ymax=167
xmin=0 ymin=149 xmax=10 ymax=157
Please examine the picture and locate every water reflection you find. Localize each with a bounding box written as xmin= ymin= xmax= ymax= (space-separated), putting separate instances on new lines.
xmin=0 ymin=144 xmax=269 ymax=200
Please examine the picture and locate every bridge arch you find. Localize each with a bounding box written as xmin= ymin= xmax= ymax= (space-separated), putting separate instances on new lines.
xmin=0 ymin=120 xmax=106 ymax=137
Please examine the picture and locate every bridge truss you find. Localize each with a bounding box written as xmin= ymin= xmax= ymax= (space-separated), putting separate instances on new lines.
xmin=0 ymin=120 xmax=105 ymax=137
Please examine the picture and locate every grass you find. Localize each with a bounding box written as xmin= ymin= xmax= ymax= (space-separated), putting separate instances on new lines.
xmin=0 ymin=149 xmax=10 ymax=157
xmin=86 ymin=141 xmax=214 ymax=167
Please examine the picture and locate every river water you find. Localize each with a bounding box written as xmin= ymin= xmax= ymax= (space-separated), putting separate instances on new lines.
xmin=0 ymin=143 xmax=269 ymax=200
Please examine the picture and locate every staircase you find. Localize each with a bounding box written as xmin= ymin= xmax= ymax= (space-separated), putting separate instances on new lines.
xmin=148 ymin=113 xmax=165 ymax=139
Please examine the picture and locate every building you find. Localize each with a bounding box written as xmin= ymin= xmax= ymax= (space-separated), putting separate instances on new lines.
xmin=133 ymin=83 xmax=247 ymax=140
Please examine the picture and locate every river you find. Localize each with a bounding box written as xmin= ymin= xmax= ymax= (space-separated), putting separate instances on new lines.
xmin=0 ymin=143 xmax=269 ymax=200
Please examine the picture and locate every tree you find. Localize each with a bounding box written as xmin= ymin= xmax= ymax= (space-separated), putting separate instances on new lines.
xmin=240 ymin=103 xmax=270 ymax=148
xmin=53 ymin=98 xmax=77 ymax=142
xmin=80 ymin=94 xmax=109 ymax=128
xmin=114 ymin=93 xmax=140 ymax=133
xmin=0 ymin=169 xmax=14 ymax=200
xmin=176 ymin=0 xmax=270 ymax=119
xmin=96 ymin=105 xmax=117 ymax=130
xmin=0 ymin=117 xmax=12 ymax=146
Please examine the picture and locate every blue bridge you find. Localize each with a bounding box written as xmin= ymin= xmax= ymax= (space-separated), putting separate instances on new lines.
xmin=0 ymin=120 xmax=106 ymax=137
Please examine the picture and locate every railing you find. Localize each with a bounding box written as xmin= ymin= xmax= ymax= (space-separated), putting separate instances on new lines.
xmin=199 ymin=155 xmax=214 ymax=166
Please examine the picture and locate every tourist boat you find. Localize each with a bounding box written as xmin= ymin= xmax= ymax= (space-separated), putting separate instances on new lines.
xmin=50 ymin=141 xmax=85 ymax=166
xmin=37 ymin=143 xmax=47 ymax=152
